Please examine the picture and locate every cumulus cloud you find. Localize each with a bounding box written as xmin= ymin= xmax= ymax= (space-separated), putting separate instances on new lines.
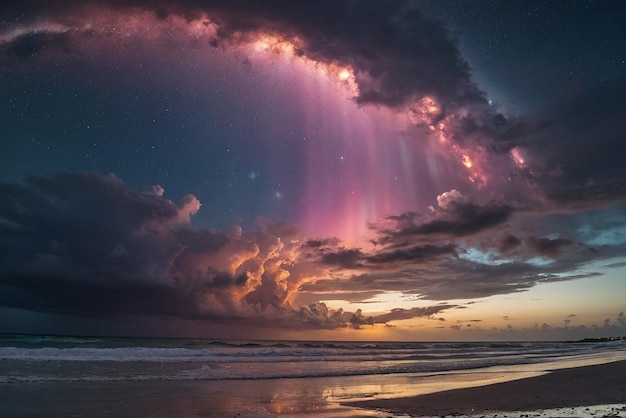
xmin=4 ymin=172 xmax=619 ymax=329
xmin=0 ymin=173 xmax=298 ymax=322
xmin=1 ymin=173 xmax=464 ymax=329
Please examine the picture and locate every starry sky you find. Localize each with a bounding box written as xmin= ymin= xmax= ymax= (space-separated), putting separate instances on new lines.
xmin=1 ymin=0 xmax=625 ymax=341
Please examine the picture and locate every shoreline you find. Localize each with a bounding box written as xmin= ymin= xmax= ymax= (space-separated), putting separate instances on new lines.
xmin=345 ymin=359 xmax=626 ymax=417
xmin=2 ymin=346 xmax=625 ymax=417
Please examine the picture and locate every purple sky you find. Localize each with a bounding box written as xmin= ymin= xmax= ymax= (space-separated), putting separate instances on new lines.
xmin=1 ymin=0 xmax=625 ymax=340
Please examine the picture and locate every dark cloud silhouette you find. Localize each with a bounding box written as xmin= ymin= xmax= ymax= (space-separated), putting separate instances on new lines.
xmin=366 ymin=244 xmax=457 ymax=265
xmin=372 ymin=306 xmax=454 ymax=324
xmin=320 ymin=248 xmax=365 ymax=269
xmin=499 ymin=234 xmax=522 ymax=253
xmin=513 ymin=80 xmax=626 ymax=210
xmin=318 ymin=243 xmax=457 ymax=270
xmin=376 ymin=190 xmax=513 ymax=244
xmin=527 ymin=236 xmax=578 ymax=258
xmin=0 ymin=174 xmax=290 ymax=320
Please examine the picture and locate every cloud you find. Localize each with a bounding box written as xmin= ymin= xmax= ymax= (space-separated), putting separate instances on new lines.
xmin=300 ymin=220 xmax=615 ymax=301
xmin=0 ymin=1 xmax=483 ymax=105
xmin=5 ymin=172 xmax=617 ymax=325
xmin=295 ymin=304 xmax=455 ymax=329
xmin=6 ymin=0 xmax=624 ymax=211
xmin=375 ymin=190 xmax=513 ymax=245
xmin=320 ymin=248 xmax=365 ymax=269
xmin=499 ymin=234 xmax=522 ymax=253
xmin=366 ymin=244 xmax=457 ymax=265
xmin=1 ymin=1 xmax=626 ymax=337
xmin=511 ymin=80 xmax=626 ymax=210
xmin=0 ymin=173 xmax=297 ymax=321
xmin=372 ymin=305 xmax=454 ymax=324
xmin=0 ymin=0 xmax=516 ymax=176
xmin=527 ymin=236 xmax=578 ymax=258
xmin=2 ymin=1 xmax=625 ymax=207
xmin=2 ymin=172 xmax=623 ymax=335
xmin=1 ymin=172 xmax=463 ymax=330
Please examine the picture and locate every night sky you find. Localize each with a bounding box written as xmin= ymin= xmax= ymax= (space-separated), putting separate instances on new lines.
xmin=1 ymin=0 xmax=625 ymax=340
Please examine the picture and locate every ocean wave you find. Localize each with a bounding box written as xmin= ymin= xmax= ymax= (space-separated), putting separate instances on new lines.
xmin=0 ymin=340 xmax=604 ymax=363
xmin=0 ymin=347 xmax=217 ymax=362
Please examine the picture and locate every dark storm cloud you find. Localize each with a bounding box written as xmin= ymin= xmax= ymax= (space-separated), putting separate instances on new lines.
xmin=499 ymin=234 xmax=522 ymax=253
xmin=1 ymin=172 xmax=620 ymax=328
xmin=0 ymin=0 xmax=487 ymax=112
xmin=317 ymin=243 xmax=457 ymax=271
xmin=377 ymin=191 xmax=513 ymax=243
xmin=0 ymin=173 xmax=208 ymax=316
xmin=320 ymin=248 xmax=365 ymax=269
xmin=527 ymin=236 xmax=578 ymax=258
xmin=514 ymin=80 xmax=626 ymax=209
xmin=192 ymin=0 xmax=625 ymax=210
xmin=0 ymin=174 xmax=255 ymax=317
xmin=366 ymin=244 xmax=457 ymax=265
xmin=201 ymin=0 xmax=486 ymax=109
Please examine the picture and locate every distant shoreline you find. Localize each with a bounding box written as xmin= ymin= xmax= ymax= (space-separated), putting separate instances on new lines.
xmin=345 ymin=359 xmax=626 ymax=417
xmin=569 ymin=336 xmax=625 ymax=343
xmin=2 ymin=331 xmax=624 ymax=343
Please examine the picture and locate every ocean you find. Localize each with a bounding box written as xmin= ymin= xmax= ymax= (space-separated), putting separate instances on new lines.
xmin=1 ymin=334 xmax=625 ymax=417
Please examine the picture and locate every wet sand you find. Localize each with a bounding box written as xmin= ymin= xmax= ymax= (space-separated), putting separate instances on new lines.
xmin=347 ymin=359 xmax=626 ymax=417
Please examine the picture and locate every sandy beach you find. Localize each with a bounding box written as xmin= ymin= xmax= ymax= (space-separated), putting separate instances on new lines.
xmin=347 ymin=359 xmax=626 ymax=417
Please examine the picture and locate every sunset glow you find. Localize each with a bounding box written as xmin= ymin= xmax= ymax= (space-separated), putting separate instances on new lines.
xmin=1 ymin=0 xmax=625 ymax=341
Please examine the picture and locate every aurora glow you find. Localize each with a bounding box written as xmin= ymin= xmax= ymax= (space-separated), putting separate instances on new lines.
xmin=1 ymin=0 xmax=625 ymax=341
